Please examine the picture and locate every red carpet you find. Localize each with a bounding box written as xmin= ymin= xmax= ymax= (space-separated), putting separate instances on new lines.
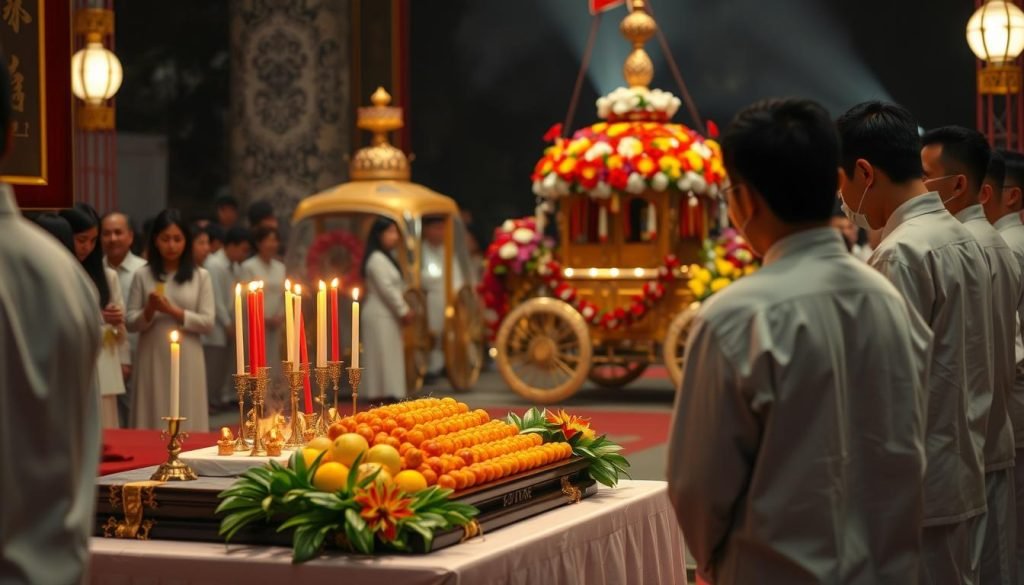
xmin=100 ymin=429 xmax=221 ymax=476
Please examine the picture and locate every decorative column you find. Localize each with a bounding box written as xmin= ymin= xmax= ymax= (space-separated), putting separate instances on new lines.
xmin=229 ymin=0 xmax=351 ymax=226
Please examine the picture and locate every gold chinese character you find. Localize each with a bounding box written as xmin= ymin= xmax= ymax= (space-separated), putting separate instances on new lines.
xmin=2 ymin=0 xmax=31 ymax=34
xmin=8 ymin=55 xmax=24 ymax=113
xmin=12 ymin=120 xmax=29 ymax=138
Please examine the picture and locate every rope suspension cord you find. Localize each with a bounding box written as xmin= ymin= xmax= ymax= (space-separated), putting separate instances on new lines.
xmin=562 ymin=13 xmax=603 ymax=138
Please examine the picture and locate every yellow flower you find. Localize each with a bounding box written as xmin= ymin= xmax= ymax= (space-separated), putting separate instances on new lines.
xmin=688 ymin=278 xmax=707 ymax=299
xmin=683 ymin=150 xmax=705 ymax=173
xmin=697 ymin=267 xmax=712 ymax=284
xmin=545 ymin=144 xmax=564 ymax=159
xmin=706 ymin=139 xmax=722 ymax=158
xmin=539 ymin=159 xmax=554 ymax=175
xmin=566 ymin=137 xmax=592 ymax=156
xmin=606 ymin=154 xmax=624 ymax=170
xmin=557 ymin=158 xmax=577 ymax=176
xmin=591 ymin=122 xmax=608 ymax=134
xmin=715 ymin=258 xmax=734 ymax=277
xmin=713 ymin=245 xmax=726 ymax=257
xmin=636 ymin=157 xmax=656 ymax=177
xmin=607 ymin=122 xmax=631 ymax=137
xmin=744 ymin=265 xmax=757 ymax=276
xmin=546 ymin=409 xmax=593 ymax=441
xmin=659 ymin=155 xmax=682 ymax=179
xmin=710 ymin=277 xmax=731 ymax=293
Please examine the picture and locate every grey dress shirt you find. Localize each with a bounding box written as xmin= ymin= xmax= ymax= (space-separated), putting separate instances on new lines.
xmin=669 ymin=227 xmax=931 ymax=584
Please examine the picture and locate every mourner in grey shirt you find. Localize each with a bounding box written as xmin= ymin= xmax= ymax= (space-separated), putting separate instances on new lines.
xmin=669 ymin=98 xmax=931 ymax=584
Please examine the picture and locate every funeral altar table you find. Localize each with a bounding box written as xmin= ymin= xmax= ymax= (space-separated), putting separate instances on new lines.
xmin=89 ymin=479 xmax=686 ymax=585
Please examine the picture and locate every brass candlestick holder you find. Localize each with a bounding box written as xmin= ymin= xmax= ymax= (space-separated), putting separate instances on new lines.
xmin=313 ymin=365 xmax=331 ymax=435
xmin=151 ymin=416 xmax=198 ymax=481
xmin=248 ymin=367 xmax=270 ymax=457
xmin=232 ymin=372 xmax=250 ymax=452
xmin=347 ymin=366 xmax=363 ymax=417
xmin=327 ymin=360 xmax=343 ymax=420
xmin=302 ymin=412 xmax=319 ymax=442
xmin=284 ymin=361 xmax=305 ymax=449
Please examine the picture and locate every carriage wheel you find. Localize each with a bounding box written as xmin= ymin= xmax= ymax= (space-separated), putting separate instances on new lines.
xmin=444 ymin=286 xmax=485 ymax=392
xmin=587 ymin=361 xmax=649 ymax=388
xmin=403 ymin=288 xmax=431 ymax=395
xmin=663 ymin=302 xmax=701 ymax=389
xmin=495 ymin=297 xmax=592 ymax=405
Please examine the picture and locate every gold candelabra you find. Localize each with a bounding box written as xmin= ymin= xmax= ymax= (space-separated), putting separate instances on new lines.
xmin=248 ymin=367 xmax=270 ymax=457
xmin=347 ymin=366 xmax=363 ymax=417
xmin=232 ymin=373 xmax=250 ymax=452
xmin=302 ymin=412 xmax=319 ymax=442
xmin=283 ymin=361 xmax=306 ymax=449
xmin=313 ymin=365 xmax=331 ymax=435
xmin=151 ymin=416 xmax=198 ymax=481
xmin=327 ymin=360 xmax=343 ymax=421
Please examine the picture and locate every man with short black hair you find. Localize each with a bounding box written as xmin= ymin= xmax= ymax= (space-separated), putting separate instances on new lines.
xmin=838 ymin=101 xmax=993 ymax=585
xmin=922 ymin=126 xmax=1021 ymax=585
xmin=214 ymin=194 xmax=239 ymax=230
xmin=990 ymin=148 xmax=1024 ymax=578
xmin=247 ymin=199 xmax=278 ymax=230
xmin=668 ymin=98 xmax=931 ymax=584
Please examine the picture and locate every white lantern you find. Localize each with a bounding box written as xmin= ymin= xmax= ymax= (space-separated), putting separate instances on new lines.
xmin=967 ymin=0 xmax=1024 ymax=65
xmin=71 ymin=39 xmax=123 ymax=105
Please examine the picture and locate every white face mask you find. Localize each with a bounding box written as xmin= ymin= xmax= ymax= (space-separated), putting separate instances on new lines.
xmin=839 ymin=185 xmax=872 ymax=230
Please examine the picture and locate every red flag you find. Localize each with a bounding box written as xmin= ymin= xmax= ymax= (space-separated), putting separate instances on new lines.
xmin=589 ymin=0 xmax=624 ymax=14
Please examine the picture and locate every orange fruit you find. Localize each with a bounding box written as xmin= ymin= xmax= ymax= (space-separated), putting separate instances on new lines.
xmin=390 ymin=427 xmax=407 ymax=441
xmin=330 ymin=433 xmax=369 ymax=467
xmin=420 ymin=467 xmax=438 ymax=486
xmin=356 ymin=462 xmax=393 ymax=484
xmin=366 ymin=444 xmax=403 ymax=475
xmin=306 ymin=436 xmax=333 ymax=452
xmin=383 ymin=419 xmax=398 ymax=432
xmin=405 ymin=448 xmax=424 ymax=469
xmin=327 ymin=422 xmax=346 ymax=440
xmin=355 ymin=425 xmax=374 ymax=443
xmin=422 ymin=440 xmax=442 ymax=456
xmin=437 ymin=474 xmax=457 ymax=489
xmin=471 ymin=466 xmax=488 ymax=485
xmin=451 ymin=470 xmax=469 ymax=490
xmin=373 ymin=431 xmax=390 ymax=446
xmin=426 ymin=456 xmax=445 ymax=475
xmin=440 ymin=439 xmax=455 ymax=454
xmin=312 ymin=462 xmax=350 ymax=492
xmin=393 ymin=470 xmax=428 ymax=494
xmin=300 ymin=447 xmax=324 ymax=469
xmin=406 ymin=430 xmax=425 ymax=447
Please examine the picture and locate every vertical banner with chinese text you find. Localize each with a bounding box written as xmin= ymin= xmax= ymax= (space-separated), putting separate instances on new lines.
xmin=0 ymin=0 xmax=73 ymax=209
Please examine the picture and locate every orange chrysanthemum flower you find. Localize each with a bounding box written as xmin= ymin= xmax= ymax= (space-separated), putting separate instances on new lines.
xmin=546 ymin=409 xmax=594 ymax=441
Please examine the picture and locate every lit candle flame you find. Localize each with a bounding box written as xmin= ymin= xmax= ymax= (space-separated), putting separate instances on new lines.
xmin=319 ymin=280 xmax=327 ymax=291
xmin=294 ymin=284 xmax=302 ymax=295
xmin=352 ymin=287 xmax=360 ymax=301
xmin=285 ymin=278 xmax=292 ymax=292
xmin=170 ymin=330 xmax=179 ymax=343
xmin=235 ymin=283 xmax=241 ymax=295
xmin=331 ymin=277 xmax=339 ymax=288
xmin=248 ymin=281 xmax=257 ymax=292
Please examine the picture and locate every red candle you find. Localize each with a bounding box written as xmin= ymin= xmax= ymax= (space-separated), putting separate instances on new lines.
xmin=247 ymin=284 xmax=257 ymax=372
xmin=330 ymin=278 xmax=340 ymax=361
xmin=298 ymin=315 xmax=314 ymax=414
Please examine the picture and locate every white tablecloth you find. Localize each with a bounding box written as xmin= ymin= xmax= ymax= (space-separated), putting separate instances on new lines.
xmin=89 ymin=480 xmax=686 ymax=585
xmin=179 ymin=446 xmax=291 ymax=477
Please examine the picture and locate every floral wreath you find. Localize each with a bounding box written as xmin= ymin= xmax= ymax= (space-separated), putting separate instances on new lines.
xmin=306 ymin=231 xmax=365 ymax=289
xmin=686 ymin=228 xmax=759 ymax=300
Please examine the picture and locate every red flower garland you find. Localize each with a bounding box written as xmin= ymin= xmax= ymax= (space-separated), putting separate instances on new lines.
xmin=305 ymin=231 xmax=366 ymax=289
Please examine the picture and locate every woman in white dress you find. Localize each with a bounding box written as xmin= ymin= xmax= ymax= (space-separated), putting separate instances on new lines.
xmin=360 ymin=217 xmax=411 ymax=401
xmin=61 ymin=205 xmax=129 ymax=428
xmin=241 ymin=226 xmax=285 ymax=378
xmin=127 ymin=210 xmax=215 ymax=432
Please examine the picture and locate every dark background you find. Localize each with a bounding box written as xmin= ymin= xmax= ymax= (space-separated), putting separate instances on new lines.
xmin=117 ymin=0 xmax=977 ymax=236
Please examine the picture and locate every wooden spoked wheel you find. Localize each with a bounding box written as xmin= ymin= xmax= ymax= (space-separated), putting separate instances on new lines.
xmin=663 ymin=302 xmax=701 ymax=389
xmin=587 ymin=361 xmax=649 ymax=388
xmin=403 ymin=288 xmax=431 ymax=394
xmin=495 ymin=297 xmax=592 ymax=404
xmin=444 ymin=285 xmax=485 ymax=392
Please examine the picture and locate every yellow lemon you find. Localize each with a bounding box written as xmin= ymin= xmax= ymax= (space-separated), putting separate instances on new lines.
xmin=688 ymin=279 xmax=707 ymax=299
xmin=356 ymin=462 xmax=393 ymax=485
xmin=312 ymin=462 xmax=350 ymax=492
xmin=330 ymin=433 xmax=369 ymax=467
xmin=393 ymin=470 xmax=428 ymax=494
xmin=306 ymin=436 xmax=332 ymax=452
xmin=300 ymin=447 xmax=326 ymax=469
xmin=366 ymin=444 xmax=402 ymax=475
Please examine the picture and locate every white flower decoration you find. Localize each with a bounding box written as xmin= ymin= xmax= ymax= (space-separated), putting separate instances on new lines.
xmin=651 ymin=172 xmax=670 ymax=192
xmin=584 ymin=142 xmax=614 ymax=162
xmin=498 ymin=242 xmax=518 ymax=260
xmin=626 ymin=172 xmax=646 ymax=195
xmin=512 ymin=227 xmax=535 ymax=244
xmin=617 ymin=137 xmax=642 ymax=158
xmin=591 ymin=181 xmax=612 ymax=199
xmin=501 ymin=220 xmax=516 ymax=233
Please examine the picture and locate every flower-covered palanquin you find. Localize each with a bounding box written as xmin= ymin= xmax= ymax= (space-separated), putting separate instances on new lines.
xmin=286 ymin=88 xmax=486 ymax=393
xmin=483 ymin=1 xmax=756 ymax=403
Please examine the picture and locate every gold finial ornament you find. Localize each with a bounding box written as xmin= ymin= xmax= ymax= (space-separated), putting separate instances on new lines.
xmin=620 ymin=0 xmax=656 ymax=89
xmin=350 ymin=87 xmax=411 ymax=181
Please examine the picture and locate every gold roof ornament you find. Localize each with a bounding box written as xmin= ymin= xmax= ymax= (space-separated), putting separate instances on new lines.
xmin=350 ymin=87 xmax=411 ymax=181
xmin=620 ymin=0 xmax=656 ymax=90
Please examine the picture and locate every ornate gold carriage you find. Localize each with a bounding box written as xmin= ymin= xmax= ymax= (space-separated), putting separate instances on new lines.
xmin=287 ymin=89 xmax=485 ymax=394
xmin=488 ymin=2 xmax=726 ymax=404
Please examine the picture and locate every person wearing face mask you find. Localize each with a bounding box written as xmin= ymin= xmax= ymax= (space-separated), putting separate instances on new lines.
xmin=922 ymin=127 xmax=1022 ymax=585
xmin=837 ymin=101 xmax=993 ymax=585
xmin=126 ymin=209 xmax=215 ymax=431
xmin=983 ymin=148 xmax=1024 ymax=577
xmin=61 ymin=205 xmax=128 ymax=429
xmin=667 ymin=98 xmax=931 ymax=584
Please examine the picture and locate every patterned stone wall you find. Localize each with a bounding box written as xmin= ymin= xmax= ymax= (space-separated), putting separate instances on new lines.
xmin=230 ymin=0 xmax=351 ymax=227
